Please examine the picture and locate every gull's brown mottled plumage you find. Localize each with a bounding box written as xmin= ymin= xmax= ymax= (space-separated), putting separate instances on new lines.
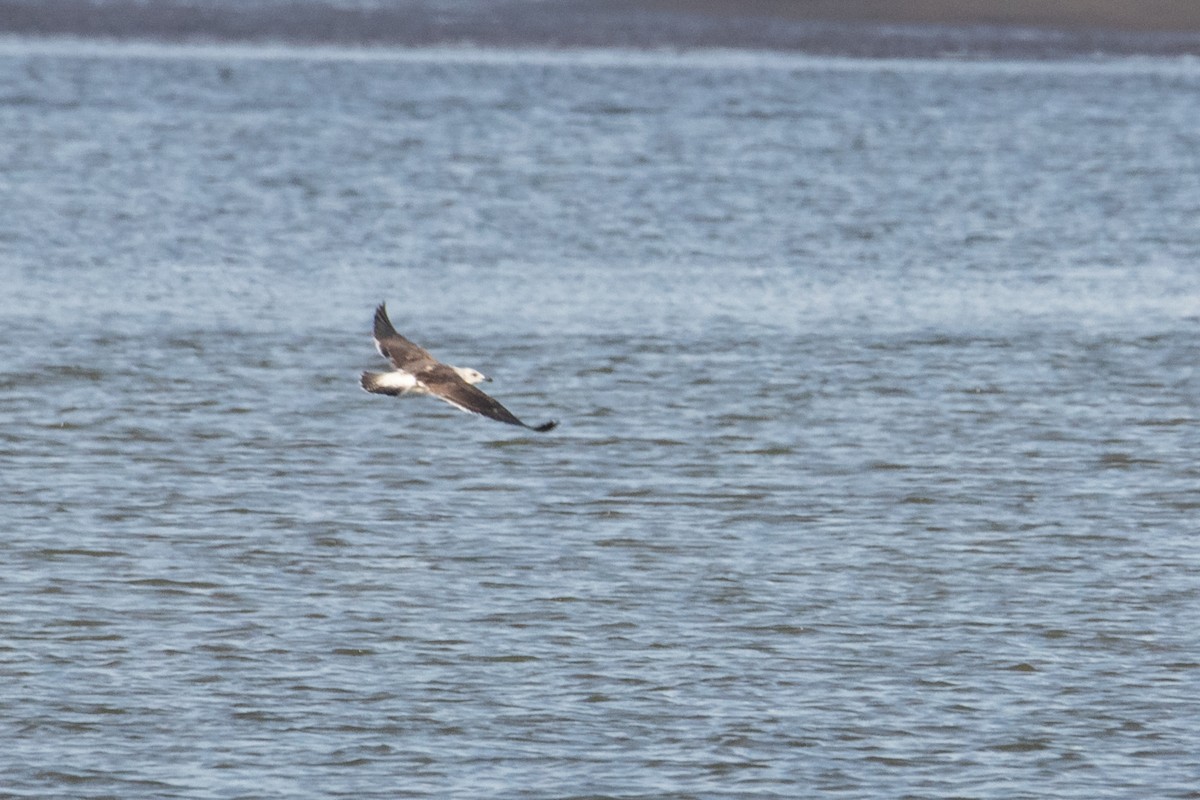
xmin=361 ymin=303 xmax=558 ymax=433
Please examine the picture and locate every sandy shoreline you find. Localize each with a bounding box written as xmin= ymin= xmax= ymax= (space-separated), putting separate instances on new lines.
xmin=2 ymin=0 xmax=1199 ymax=57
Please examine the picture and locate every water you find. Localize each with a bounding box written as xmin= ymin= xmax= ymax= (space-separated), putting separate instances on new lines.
xmin=2 ymin=35 xmax=1200 ymax=799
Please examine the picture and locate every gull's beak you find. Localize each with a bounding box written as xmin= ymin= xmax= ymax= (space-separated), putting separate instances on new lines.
xmin=485 ymin=376 xmax=493 ymax=382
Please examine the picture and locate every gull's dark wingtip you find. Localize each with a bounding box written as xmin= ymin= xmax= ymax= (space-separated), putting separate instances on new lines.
xmin=373 ymin=302 xmax=398 ymax=340
xmin=531 ymin=420 xmax=558 ymax=433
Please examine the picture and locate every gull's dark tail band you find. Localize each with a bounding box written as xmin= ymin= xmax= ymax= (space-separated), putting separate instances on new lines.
xmin=361 ymin=371 xmax=403 ymax=396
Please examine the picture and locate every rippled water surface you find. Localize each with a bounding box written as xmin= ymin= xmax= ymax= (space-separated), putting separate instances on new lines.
xmin=2 ymin=40 xmax=1199 ymax=799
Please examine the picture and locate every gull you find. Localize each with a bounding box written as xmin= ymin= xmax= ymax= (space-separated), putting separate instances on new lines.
xmin=361 ymin=303 xmax=558 ymax=432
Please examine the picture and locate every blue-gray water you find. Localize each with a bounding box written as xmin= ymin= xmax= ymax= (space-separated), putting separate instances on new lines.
xmin=2 ymin=37 xmax=1200 ymax=799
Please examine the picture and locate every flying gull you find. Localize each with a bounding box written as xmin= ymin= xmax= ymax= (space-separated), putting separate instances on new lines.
xmin=361 ymin=303 xmax=558 ymax=432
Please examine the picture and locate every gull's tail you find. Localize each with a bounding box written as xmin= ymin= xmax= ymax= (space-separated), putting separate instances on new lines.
xmin=361 ymin=371 xmax=413 ymax=396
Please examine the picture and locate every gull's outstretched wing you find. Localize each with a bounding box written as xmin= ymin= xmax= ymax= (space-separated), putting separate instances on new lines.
xmin=372 ymin=303 xmax=435 ymax=371
xmin=420 ymin=366 xmax=558 ymax=432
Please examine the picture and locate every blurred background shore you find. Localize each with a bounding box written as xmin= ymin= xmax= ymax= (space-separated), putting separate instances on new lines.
xmin=641 ymin=0 xmax=1200 ymax=31
xmin=3 ymin=0 xmax=1200 ymax=57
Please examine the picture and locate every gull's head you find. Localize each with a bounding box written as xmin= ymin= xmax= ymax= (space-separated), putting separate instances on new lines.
xmin=454 ymin=366 xmax=491 ymax=385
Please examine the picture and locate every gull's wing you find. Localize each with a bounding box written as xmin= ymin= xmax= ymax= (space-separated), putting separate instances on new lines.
xmin=373 ymin=303 xmax=435 ymax=371
xmin=419 ymin=366 xmax=558 ymax=432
